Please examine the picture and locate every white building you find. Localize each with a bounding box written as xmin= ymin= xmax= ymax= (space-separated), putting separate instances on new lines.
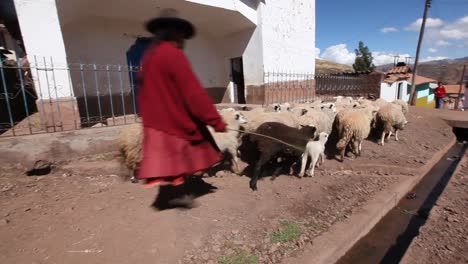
xmin=10 ymin=0 xmax=316 ymax=112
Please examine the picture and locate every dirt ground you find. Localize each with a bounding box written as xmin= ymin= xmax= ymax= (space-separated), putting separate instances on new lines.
xmin=401 ymin=150 xmax=468 ymax=264
xmin=0 ymin=107 xmax=455 ymax=264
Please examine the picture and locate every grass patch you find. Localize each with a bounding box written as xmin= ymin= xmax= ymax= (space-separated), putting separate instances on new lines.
xmin=219 ymin=250 xmax=259 ymax=264
xmin=271 ymin=221 xmax=303 ymax=244
xmin=305 ymin=222 xmax=328 ymax=231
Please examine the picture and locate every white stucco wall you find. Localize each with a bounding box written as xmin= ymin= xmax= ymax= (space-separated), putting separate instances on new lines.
xmin=380 ymin=81 xmax=410 ymax=102
xmin=260 ymin=0 xmax=316 ymax=74
xmin=13 ymin=0 xmax=73 ymax=99
xmin=61 ymin=16 xmax=227 ymax=96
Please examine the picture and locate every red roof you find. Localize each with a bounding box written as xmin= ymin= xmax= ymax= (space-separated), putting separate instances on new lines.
xmin=386 ymin=65 xmax=412 ymax=74
xmin=445 ymin=84 xmax=466 ymax=94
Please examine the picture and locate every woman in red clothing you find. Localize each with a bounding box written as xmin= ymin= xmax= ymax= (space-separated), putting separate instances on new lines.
xmin=137 ymin=9 xmax=226 ymax=205
xmin=434 ymin=81 xmax=446 ymax=109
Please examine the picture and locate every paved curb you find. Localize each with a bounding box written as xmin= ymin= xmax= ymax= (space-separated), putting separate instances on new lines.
xmin=0 ymin=125 xmax=127 ymax=167
xmin=282 ymin=138 xmax=456 ymax=264
xmin=399 ymin=147 xmax=468 ymax=264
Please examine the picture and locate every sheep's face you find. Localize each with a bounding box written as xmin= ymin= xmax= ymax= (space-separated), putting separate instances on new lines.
xmin=318 ymin=132 xmax=329 ymax=142
xmin=300 ymin=125 xmax=317 ymax=140
xmin=320 ymin=103 xmax=337 ymax=113
xmin=235 ymin=112 xmax=248 ymax=124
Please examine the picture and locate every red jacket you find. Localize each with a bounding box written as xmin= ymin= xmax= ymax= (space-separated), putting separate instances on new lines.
xmin=138 ymin=42 xmax=226 ymax=141
xmin=434 ymin=86 xmax=446 ymax=98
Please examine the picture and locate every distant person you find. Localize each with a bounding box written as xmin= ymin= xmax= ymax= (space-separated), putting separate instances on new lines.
xmin=434 ymin=82 xmax=446 ymax=109
xmin=463 ymin=82 xmax=468 ymax=110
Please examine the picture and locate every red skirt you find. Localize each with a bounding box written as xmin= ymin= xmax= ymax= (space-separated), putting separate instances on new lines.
xmin=137 ymin=127 xmax=222 ymax=185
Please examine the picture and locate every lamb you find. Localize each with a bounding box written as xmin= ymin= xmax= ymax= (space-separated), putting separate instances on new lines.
xmin=299 ymin=132 xmax=329 ymax=177
xmin=335 ymin=106 xmax=378 ymax=161
xmin=118 ymin=123 xmax=143 ymax=183
xmin=247 ymin=122 xmax=317 ymax=191
xmin=374 ymin=103 xmax=408 ymax=146
xmin=208 ymin=110 xmax=248 ymax=173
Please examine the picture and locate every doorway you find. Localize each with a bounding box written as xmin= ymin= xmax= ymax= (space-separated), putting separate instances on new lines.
xmin=230 ymin=57 xmax=246 ymax=104
xmin=397 ymin=83 xmax=403 ymax=100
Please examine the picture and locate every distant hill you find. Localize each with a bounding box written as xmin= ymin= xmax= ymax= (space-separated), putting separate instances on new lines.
xmin=316 ymin=59 xmax=353 ymax=75
xmin=376 ymin=57 xmax=468 ymax=84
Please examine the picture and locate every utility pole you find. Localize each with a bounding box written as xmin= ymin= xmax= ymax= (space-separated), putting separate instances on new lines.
xmin=409 ymin=0 xmax=431 ymax=106
xmin=455 ymin=65 xmax=466 ymax=109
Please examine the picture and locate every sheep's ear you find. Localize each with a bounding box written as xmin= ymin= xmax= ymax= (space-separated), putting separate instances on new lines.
xmin=321 ymin=105 xmax=325 ymax=109
xmin=302 ymin=109 xmax=308 ymax=115
xmin=235 ymin=114 xmax=240 ymax=120
xmin=274 ymin=105 xmax=280 ymax=111
xmin=329 ymin=104 xmax=334 ymax=109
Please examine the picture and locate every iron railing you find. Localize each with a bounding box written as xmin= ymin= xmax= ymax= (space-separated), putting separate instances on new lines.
xmin=1 ymin=57 xmax=381 ymax=137
xmin=0 ymin=56 xmax=140 ymax=137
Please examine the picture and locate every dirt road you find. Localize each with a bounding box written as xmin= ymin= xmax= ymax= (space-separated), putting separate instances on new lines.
xmin=0 ymin=107 xmax=455 ymax=264
xmin=401 ymin=149 xmax=468 ymax=264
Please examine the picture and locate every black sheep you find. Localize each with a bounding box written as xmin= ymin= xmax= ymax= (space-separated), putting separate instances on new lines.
xmin=248 ymin=122 xmax=317 ymax=191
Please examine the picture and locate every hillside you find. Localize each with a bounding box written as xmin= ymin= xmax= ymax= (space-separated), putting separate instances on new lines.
xmin=376 ymin=57 xmax=468 ymax=84
xmin=316 ymin=59 xmax=353 ymax=74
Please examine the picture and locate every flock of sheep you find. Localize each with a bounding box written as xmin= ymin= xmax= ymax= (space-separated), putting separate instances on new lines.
xmin=118 ymin=96 xmax=409 ymax=191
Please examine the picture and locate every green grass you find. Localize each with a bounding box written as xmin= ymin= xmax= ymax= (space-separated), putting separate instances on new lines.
xmin=305 ymin=221 xmax=328 ymax=231
xmin=271 ymin=221 xmax=303 ymax=244
xmin=218 ymin=250 xmax=259 ymax=264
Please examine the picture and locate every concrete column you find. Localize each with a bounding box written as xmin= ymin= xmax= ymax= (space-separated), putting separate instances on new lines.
xmin=14 ymin=0 xmax=79 ymax=131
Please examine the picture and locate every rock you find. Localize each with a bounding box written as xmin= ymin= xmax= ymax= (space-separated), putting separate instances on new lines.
xmin=92 ymin=123 xmax=107 ymax=128
xmin=25 ymin=160 xmax=53 ymax=176
xmin=269 ymin=244 xmax=279 ymax=254
xmin=212 ymin=245 xmax=221 ymax=253
xmin=24 ymin=208 xmax=31 ymax=212
xmin=200 ymin=252 xmax=210 ymax=261
xmin=445 ymin=216 xmax=459 ymax=223
xmin=0 ymin=219 xmax=10 ymax=226
xmin=445 ymin=245 xmax=455 ymax=252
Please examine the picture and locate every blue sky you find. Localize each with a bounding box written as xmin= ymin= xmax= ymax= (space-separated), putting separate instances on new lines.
xmin=316 ymin=0 xmax=468 ymax=65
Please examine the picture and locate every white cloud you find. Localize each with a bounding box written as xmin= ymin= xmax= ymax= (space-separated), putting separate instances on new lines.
xmin=428 ymin=48 xmax=438 ymax=53
xmin=320 ymin=44 xmax=356 ymax=65
xmin=315 ymin=48 xmax=321 ymax=59
xmin=421 ymin=56 xmax=449 ymax=62
xmin=373 ymin=52 xmax=412 ymax=66
xmin=405 ymin=18 xmax=444 ymax=31
xmin=435 ymin=40 xmax=452 ymax=46
xmin=320 ymin=44 xmax=411 ymax=66
xmin=381 ymin=27 xmax=399 ymax=33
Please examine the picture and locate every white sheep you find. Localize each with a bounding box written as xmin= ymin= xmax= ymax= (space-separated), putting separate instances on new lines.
xmin=208 ymin=110 xmax=248 ymax=173
xmin=299 ymin=132 xmax=329 ymax=177
xmin=240 ymin=110 xmax=299 ymax=132
xmin=391 ymin=99 xmax=409 ymax=115
xmin=118 ymin=123 xmax=143 ymax=183
xmin=297 ymin=108 xmax=334 ymax=135
xmin=374 ymin=103 xmax=408 ymax=146
xmin=335 ymin=106 xmax=378 ymax=161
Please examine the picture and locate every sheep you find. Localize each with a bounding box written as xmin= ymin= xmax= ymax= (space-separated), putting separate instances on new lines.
xmin=207 ymin=110 xmax=248 ymax=173
xmin=299 ymin=132 xmax=329 ymax=177
xmin=297 ymin=108 xmax=334 ymax=135
xmin=240 ymin=110 xmax=299 ymax=132
xmin=392 ymin=99 xmax=409 ymax=114
xmin=374 ymin=103 xmax=408 ymax=146
xmin=247 ymin=122 xmax=317 ymax=191
xmin=118 ymin=109 xmax=246 ymax=182
xmin=373 ymin=98 xmax=389 ymax=109
xmin=118 ymin=123 xmax=143 ymax=183
xmin=335 ymin=106 xmax=378 ymax=161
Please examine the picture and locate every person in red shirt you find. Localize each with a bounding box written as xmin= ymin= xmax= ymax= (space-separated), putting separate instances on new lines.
xmin=434 ymin=81 xmax=446 ymax=109
xmin=137 ymin=9 xmax=227 ymax=207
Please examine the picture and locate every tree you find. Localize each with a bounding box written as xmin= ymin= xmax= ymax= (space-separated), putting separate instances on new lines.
xmin=353 ymin=41 xmax=376 ymax=73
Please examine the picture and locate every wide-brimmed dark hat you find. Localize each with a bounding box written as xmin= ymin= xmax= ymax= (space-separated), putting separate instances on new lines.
xmin=145 ymin=8 xmax=195 ymax=39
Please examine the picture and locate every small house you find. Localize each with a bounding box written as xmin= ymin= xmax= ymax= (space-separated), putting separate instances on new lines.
xmin=380 ymin=63 xmax=437 ymax=107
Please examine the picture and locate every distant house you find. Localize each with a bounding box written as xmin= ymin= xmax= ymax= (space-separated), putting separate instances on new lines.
xmin=443 ymin=84 xmax=465 ymax=110
xmin=380 ymin=63 xmax=437 ymax=107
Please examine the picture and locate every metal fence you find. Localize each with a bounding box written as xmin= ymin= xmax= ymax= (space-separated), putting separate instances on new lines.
xmin=263 ymin=71 xmax=381 ymax=105
xmin=0 ymin=56 xmax=140 ymax=137
xmin=1 ymin=57 xmax=382 ymax=137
